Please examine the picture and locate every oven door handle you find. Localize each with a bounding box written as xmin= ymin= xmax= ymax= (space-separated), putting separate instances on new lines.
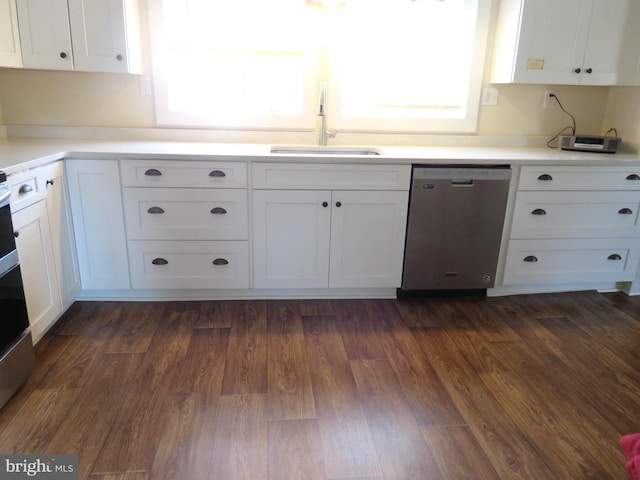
xmin=0 ymin=189 xmax=10 ymax=209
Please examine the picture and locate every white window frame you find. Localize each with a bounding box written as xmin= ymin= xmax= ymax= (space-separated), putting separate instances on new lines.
xmin=148 ymin=0 xmax=492 ymax=133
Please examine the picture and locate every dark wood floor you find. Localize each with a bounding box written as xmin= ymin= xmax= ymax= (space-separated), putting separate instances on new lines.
xmin=1 ymin=290 xmax=639 ymax=479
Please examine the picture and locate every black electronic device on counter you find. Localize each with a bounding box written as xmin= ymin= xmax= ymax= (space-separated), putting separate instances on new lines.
xmin=559 ymin=135 xmax=621 ymax=153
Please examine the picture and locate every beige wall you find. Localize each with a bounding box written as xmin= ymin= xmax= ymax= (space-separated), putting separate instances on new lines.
xmin=0 ymin=66 xmax=612 ymax=141
xmin=0 ymin=68 xmax=155 ymax=128
xmin=604 ymin=87 xmax=640 ymax=144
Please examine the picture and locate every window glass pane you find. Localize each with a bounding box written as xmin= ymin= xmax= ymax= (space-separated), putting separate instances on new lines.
xmin=336 ymin=0 xmax=478 ymax=119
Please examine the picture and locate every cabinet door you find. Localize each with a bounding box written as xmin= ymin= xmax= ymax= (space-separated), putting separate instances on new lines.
xmin=13 ymin=200 xmax=62 ymax=342
xmin=66 ymin=159 xmax=130 ymax=290
xmin=68 ymin=0 xmax=133 ymax=73
xmin=582 ymin=0 xmax=640 ymax=85
xmin=41 ymin=162 xmax=80 ymax=309
xmin=509 ymin=0 xmax=588 ymax=84
xmin=16 ymin=0 xmax=73 ymax=70
xmin=253 ymin=190 xmax=331 ymax=289
xmin=0 ymin=0 xmax=22 ymax=67
xmin=329 ymin=190 xmax=408 ymax=288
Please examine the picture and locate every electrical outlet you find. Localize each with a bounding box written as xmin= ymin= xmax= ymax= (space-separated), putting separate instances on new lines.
xmin=543 ymin=89 xmax=557 ymax=109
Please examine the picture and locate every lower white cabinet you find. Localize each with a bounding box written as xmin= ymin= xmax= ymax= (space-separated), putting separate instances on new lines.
xmin=502 ymin=165 xmax=640 ymax=287
xmin=128 ymin=240 xmax=249 ymax=289
xmin=10 ymin=161 xmax=79 ymax=341
xmin=12 ymin=200 xmax=62 ymax=341
xmin=503 ymin=238 xmax=640 ymax=284
xmin=252 ymin=189 xmax=408 ymax=289
xmin=66 ymin=159 xmax=130 ymax=290
xmin=40 ymin=162 xmax=81 ymax=309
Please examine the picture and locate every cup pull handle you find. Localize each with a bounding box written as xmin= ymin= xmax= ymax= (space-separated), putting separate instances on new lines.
xmin=19 ymin=184 xmax=33 ymax=194
xmin=147 ymin=206 xmax=165 ymax=214
xmin=626 ymin=174 xmax=640 ymax=181
xmin=152 ymin=258 xmax=169 ymax=265
xmin=209 ymin=170 xmax=226 ymax=178
xmin=531 ymin=208 xmax=547 ymax=216
xmin=212 ymin=258 xmax=229 ymax=266
xmin=618 ymin=208 xmax=633 ymax=215
xmin=524 ymin=255 xmax=538 ymax=263
xmin=537 ymin=174 xmax=553 ymax=181
xmin=144 ymin=169 xmax=162 ymax=176
xmin=210 ymin=207 xmax=227 ymax=214
xmin=608 ymin=254 xmax=622 ymax=261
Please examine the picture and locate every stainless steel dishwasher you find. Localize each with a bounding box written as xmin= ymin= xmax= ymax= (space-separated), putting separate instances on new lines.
xmin=401 ymin=165 xmax=512 ymax=292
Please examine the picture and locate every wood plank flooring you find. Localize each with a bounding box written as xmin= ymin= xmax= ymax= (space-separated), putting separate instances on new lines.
xmin=1 ymin=291 xmax=639 ymax=479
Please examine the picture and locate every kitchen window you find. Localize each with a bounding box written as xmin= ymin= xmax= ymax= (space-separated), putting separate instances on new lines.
xmin=149 ymin=0 xmax=490 ymax=133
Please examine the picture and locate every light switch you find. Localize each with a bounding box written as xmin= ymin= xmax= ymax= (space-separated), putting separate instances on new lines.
xmin=481 ymin=87 xmax=499 ymax=106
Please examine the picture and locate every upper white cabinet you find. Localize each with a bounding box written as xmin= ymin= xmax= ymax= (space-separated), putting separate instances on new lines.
xmin=491 ymin=0 xmax=640 ymax=85
xmin=0 ymin=0 xmax=22 ymax=67
xmin=16 ymin=0 xmax=142 ymax=73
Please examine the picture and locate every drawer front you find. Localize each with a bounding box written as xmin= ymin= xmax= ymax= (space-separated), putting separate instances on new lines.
xmin=252 ymin=163 xmax=411 ymax=190
xmin=128 ymin=241 xmax=249 ymax=289
xmin=123 ymin=188 xmax=248 ymax=240
xmin=8 ymin=168 xmax=45 ymax=212
xmin=503 ymin=239 xmax=640 ymax=285
xmin=120 ymin=160 xmax=247 ymax=188
xmin=519 ymin=166 xmax=640 ymax=191
xmin=511 ymin=191 xmax=640 ymax=238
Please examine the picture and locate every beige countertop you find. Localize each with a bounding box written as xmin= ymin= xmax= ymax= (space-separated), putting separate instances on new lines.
xmin=0 ymin=137 xmax=639 ymax=175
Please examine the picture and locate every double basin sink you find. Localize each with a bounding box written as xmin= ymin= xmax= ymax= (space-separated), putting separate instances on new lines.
xmin=270 ymin=146 xmax=383 ymax=156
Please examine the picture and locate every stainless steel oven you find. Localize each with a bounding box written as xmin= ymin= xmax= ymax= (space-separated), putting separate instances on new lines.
xmin=0 ymin=171 xmax=35 ymax=409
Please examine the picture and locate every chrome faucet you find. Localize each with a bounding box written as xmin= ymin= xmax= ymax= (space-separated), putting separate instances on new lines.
xmin=317 ymin=82 xmax=337 ymax=146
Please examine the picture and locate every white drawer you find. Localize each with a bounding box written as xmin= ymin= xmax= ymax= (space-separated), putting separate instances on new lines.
xmin=128 ymin=241 xmax=249 ymax=289
xmin=8 ymin=168 xmax=46 ymax=212
xmin=252 ymin=163 xmax=411 ymax=190
xmin=511 ymin=191 xmax=640 ymax=239
xmin=518 ymin=166 xmax=640 ymax=191
xmin=120 ymin=160 xmax=247 ymax=188
xmin=123 ymin=188 xmax=248 ymax=240
xmin=503 ymin=238 xmax=640 ymax=285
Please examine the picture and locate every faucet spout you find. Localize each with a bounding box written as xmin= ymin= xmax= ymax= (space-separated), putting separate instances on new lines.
xmin=317 ymin=82 xmax=337 ymax=146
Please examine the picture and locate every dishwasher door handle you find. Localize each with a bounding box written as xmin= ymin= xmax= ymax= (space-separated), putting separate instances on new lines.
xmin=451 ymin=180 xmax=474 ymax=186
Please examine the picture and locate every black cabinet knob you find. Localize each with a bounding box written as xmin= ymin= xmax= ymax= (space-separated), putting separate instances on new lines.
xmin=586 ymin=68 xmax=593 ymax=74
xmin=60 ymin=52 xmax=67 ymax=59
xmin=13 ymin=231 xmax=19 ymax=238
xmin=116 ymin=54 xmax=123 ymax=61
xmin=335 ymin=201 xmax=342 ymax=208
xmin=322 ymin=202 xmax=328 ymax=207
xmin=46 ymin=179 xmax=55 ymax=186
xmin=574 ymin=68 xmax=581 ymax=74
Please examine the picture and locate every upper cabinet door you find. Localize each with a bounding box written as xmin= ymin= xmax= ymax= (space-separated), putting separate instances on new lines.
xmin=581 ymin=0 xmax=640 ymax=86
xmin=68 ymin=0 xmax=140 ymax=73
xmin=490 ymin=0 xmax=640 ymax=86
xmin=16 ymin=0 xmax=74 ymax=70
xmin=0 ymin=0 xmax=22 ymax=67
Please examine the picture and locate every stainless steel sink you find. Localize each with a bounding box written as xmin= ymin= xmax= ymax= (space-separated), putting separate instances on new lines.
xmin=270 ymin=146 xmax=383 ymax=156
